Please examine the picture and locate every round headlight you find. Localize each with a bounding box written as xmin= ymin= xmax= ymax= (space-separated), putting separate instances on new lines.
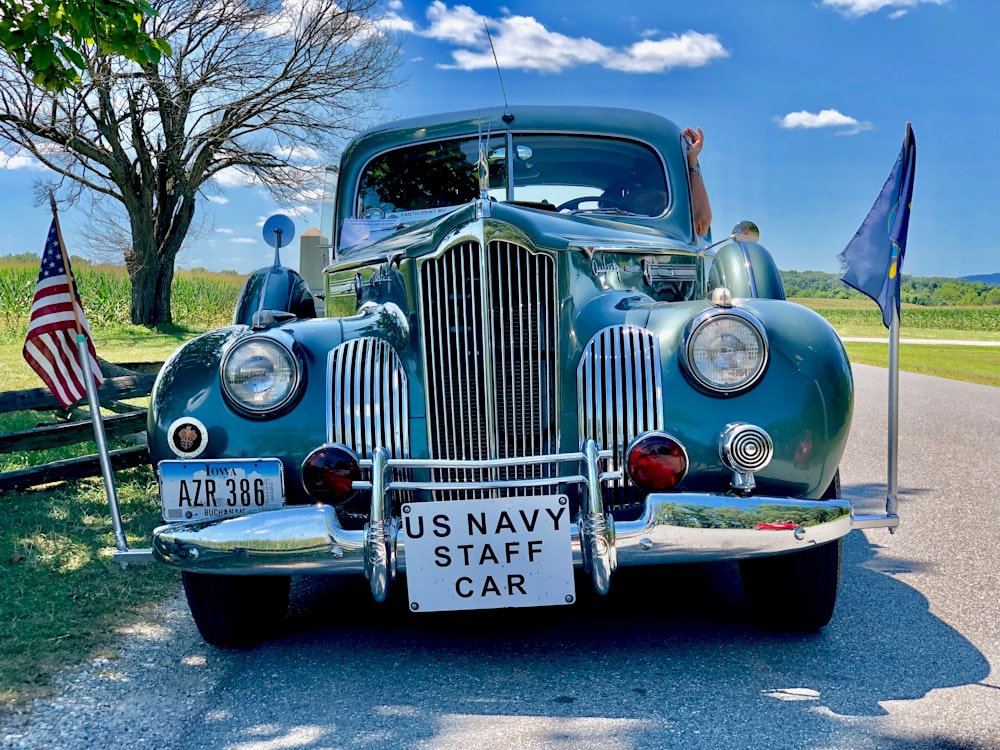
xmin=221 ymin=338 xmax=299 ymax=413
xmin=683 ymin=310 xmax=767 ymax=393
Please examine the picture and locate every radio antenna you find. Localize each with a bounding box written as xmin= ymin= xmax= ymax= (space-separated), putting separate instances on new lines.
xmin=483 ymin=19 xmax=514 ymax=123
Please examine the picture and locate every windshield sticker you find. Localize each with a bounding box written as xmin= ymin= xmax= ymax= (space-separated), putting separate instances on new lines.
xmin=340 ymin=217 xmax=401 ymax=249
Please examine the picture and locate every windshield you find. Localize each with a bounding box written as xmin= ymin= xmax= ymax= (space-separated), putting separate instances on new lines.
xmin=354 ymin=133 xmax=669 ymax=219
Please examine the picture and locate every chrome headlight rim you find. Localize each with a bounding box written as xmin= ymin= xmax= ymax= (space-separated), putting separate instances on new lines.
xmin=220 ymin=336 xmax=302 ymax=417
xmin=681 ymin=307 xmax=769 ymax=395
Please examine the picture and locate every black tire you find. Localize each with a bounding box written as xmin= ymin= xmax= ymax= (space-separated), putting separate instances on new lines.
xmin=182 ymin=572 xmax=290 ymax=648
xmin=739 ymin=471 xmax=843 ymax=631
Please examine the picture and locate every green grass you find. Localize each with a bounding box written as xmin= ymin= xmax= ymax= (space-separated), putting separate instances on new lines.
xmin=0 ymin=278 xmax=222 ymax=709
xmin=791 ymin=298 xmax=1000 ymax=386
xmin=842 ymin=342 xmax=1000 ymax=388
xmin=0 ymin=469 xmax=179 ymax=710
xmin=1 ymin=325 xmax=195 ymax=711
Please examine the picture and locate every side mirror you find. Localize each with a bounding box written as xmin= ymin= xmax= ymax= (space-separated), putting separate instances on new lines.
xmin=705 ymin=221 xmax=760 ymax=251
xmin=731 ymin=221 xmax=759 ymax=243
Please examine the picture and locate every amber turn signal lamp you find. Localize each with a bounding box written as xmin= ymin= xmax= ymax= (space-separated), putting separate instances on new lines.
xmin=625 ymin=432 xmax=688 ymax=492
xmin=302 ymin=445 xmax=361 ymax=504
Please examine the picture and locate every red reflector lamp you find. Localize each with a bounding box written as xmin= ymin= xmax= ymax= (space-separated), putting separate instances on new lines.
xmin=302 ymin=445 xmax=361 ymax=504
xmin=625 ymin=432 xmax=688 ymax=491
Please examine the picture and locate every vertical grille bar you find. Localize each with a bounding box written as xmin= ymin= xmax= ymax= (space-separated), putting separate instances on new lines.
xmin=577 ymin=325 xmax=663 ymax=503
xmin=329 ymin=337 xmax=409 ymax=460
xmin=420 ymin=239 xmax=558 ymax=498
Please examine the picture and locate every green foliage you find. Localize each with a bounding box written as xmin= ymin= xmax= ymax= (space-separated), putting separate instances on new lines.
xmin=0 ymin=0 xmax=170 ymax=91
xmin=0 ymin=258 xmax=243 ymax=342
xmin=781 ymin=269 xmax=1000 ymax=306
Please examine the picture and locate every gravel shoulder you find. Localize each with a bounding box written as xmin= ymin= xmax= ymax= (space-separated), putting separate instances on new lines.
xmin=1 ymin=590 xmax=203 ymax=750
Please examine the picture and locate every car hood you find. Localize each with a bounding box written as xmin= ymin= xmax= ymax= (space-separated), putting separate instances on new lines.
xmin=330 ymin=199 xmax=697 ymax=270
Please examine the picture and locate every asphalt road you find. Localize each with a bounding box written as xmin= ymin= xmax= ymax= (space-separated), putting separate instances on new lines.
xmin=3 ymin=364 xmax=998 ymax=750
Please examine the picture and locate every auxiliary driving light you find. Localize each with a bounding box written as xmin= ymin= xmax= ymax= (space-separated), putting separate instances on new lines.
xmin=302 ymin=445 xmax=361 ymax=504
xmin=624 ymin=432 xmax=688 ymax=491
xmin=719 ymin=423 xmax=773 ymax=493
xmin=719 ymin=423 xmax=773 ymax=473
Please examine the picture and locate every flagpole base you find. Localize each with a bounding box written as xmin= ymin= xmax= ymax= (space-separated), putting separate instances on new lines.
xmin=113 ymin=548 xmax=155 ymax=565
xmin=852 ymin=513 xmax=900 ymax=530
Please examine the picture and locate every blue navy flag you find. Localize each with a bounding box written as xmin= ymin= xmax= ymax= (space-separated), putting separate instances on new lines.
xmin=22 ymin=217 xmax=104 ymax=407
xmin=839 ymin=123 xmax=916 ymax=328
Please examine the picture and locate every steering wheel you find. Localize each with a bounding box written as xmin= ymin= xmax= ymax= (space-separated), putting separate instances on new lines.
xmin=556 ymin=195 xmax=622 ymax=212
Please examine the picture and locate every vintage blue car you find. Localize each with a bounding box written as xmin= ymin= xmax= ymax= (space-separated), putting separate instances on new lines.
xmin=139 ymin=105 xmax=869 ymax=646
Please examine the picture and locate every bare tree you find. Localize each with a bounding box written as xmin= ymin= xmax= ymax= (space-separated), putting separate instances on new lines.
xmin=0 ymin=0 xmax=398 ymax=324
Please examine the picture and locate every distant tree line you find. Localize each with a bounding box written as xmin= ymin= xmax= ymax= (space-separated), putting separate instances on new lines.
xmin=781 ymin=270 xmax=1000 ymax=306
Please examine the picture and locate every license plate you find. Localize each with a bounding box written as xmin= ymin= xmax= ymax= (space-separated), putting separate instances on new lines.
xmin=401 ymin=495 xmax=575 ymax=613
xmin=158 ymin=459 xmax=285 ymax=522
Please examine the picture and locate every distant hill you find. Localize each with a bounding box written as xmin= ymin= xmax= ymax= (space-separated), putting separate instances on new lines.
xmin=963 ymin=273 xmax=1000 ymax=286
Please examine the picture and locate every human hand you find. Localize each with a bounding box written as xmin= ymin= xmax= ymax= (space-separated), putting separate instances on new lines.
xmin=683 ymin=126 xmax=705 ymax=166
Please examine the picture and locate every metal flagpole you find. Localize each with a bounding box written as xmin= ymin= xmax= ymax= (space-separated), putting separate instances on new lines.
xmin=49 ymin=193 xmax=130 ymax=553
xmin=886 ymin=303 xmax=900 ymax=531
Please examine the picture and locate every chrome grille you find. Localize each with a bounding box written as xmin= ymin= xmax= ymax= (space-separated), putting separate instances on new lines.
xmin=578 ymin=325 xmax=663 ymax=508
xmin=420 ymin=240 xmax=558 ymax=497
xmin=328 ymin=337 xmax=409 ymax=460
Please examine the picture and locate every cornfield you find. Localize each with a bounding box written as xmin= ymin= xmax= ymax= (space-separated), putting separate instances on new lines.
xmin=0 ymin=258 xmax=244 ymax=341
xmin=2 ymin=256 xmax=998 ymax=340
xmin=810 ymin=306 xmax=1000 ymax=332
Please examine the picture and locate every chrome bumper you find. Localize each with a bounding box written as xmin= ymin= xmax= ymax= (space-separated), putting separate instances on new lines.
xmin=138 ymin=438 xmax=896 ymax=602
xmin=149 ymin=491 xmax=854 ymax=571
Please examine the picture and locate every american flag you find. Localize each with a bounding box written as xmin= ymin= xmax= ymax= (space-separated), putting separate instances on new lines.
xmin=22 ymin=217 xmax=105 ymax=408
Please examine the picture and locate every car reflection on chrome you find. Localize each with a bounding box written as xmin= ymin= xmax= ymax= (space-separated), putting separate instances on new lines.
xmin=136 ymin=104 xmax=879 ymax=647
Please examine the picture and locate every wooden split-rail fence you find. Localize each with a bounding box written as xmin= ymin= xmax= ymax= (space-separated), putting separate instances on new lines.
xmin=0 ymin=363 xmax=161 ymax=493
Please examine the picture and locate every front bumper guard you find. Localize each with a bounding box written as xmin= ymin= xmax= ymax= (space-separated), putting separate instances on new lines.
xmin=145 ymin=440 xmax=879 ymax=602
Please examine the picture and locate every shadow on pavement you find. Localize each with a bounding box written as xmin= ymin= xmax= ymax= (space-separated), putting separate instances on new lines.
xmin=202 ymin=522 xmax=994 ymax=749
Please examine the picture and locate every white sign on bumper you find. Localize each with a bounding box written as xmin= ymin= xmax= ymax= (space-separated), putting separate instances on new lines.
xmin=401 ymin=495 xmax=575 ymax=613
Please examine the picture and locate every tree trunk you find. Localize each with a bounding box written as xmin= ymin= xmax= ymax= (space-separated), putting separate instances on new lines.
xmin=124 ymin=191 xmax=194 ymax=326
xmin=127 ymin=246 xmax=168 ymax=325
xmin=127 ymin=260 xmax=176 ymax=325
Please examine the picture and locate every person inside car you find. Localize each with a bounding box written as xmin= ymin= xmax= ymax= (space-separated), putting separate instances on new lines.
xmin=684 ymin=126 xmax=713 ymax=237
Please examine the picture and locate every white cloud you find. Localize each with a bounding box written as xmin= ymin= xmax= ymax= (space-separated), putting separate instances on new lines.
xmin=422 ymin=1 xmax=484 ymax=43
xmin=0 ymin=150 xmax=45 ymax=170
xmin=409 ymin=2 xmax=728 ymax=74
xmin=215 ymin=227 xmax=234 ymax=234
xmin=382 ymin=9 xmax=416 ymax=33
xmin=212 ymin=167 xmax=258 ymax=188
xmin=775 ymin=108 xmax=872 ymax=135
xmin=606 ymin=32 xmax=728 ymax=73
xmin=255 ymin=0 xmax=388 ymax=44
xmin=230 ymin=237 xmax=257 ymax=244
xmin=273 ymin=144 xmax=320 ymax=161
xmin=282 ymin=204 xmax=315 ymax=218
xmin=205 ymin=195 xmax=230 ymax=204
xmin=820 ymin=0 xmax=948 ymax=19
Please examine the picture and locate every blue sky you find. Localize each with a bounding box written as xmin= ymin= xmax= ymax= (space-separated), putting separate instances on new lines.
xmin=1 ymin=0 xmax=997 ymax=279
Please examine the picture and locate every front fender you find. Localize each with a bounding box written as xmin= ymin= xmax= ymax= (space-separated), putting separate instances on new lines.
xmin=708 ymin=241 xmax=786 ymax=300
xmin=147 ymin=309 xmax=407 ymax=502
xmin=641 ymin=298 xmax=852 ymax=498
